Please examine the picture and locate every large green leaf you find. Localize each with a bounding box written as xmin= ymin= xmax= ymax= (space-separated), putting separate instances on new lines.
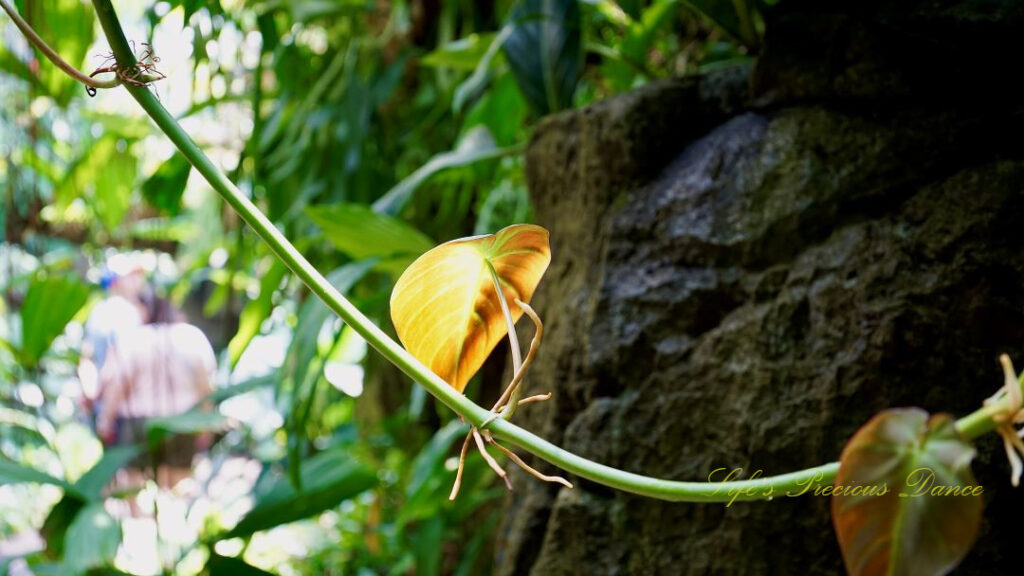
xmin=204 ymin=553 xmax=276 ymax=576
xmin=18 ymin=274 xmax=91 ymax=368
xmin=222 ymin=451 xmax=376 ymax=539
xmin=832 ymin=408 xmax=983 ymax=576
xmin=306 ymin=204 xmax=433 ymax=276
xmin=503 ymin=0 xmax=582 ymax=115
xmin=63 ymin=503 xmax=121 ymax=573
xmin=21 ymin=0 xmax=95 ymax=106
xmin=279 ymin=261 xmax=375 ymax=489
xmin=92 ymin=141 xmax=138 ymax=234
xmin=145 ymin=411 xmax=230 ymax=449
xmin=141 ymin=152 xmax=191 ymax=216
xmin=453 ymin=26 xmax=515 ymax=112
xmin=40 ymin=495 xmax=84 ymax=561
xmin=228 ymin=259 xmax=287 ymax=366
xmin=464 ymin=74 xmax=528 ymax=147
xmin=73 ymin=446 xmax=141 ymax=501
xmin=372 ymin=126 xmax=515 ymax=217
xmin=422 ymin=33 xmax=498 ymax=70
xmin=0 ymin=457 xmax=78 ymax=495
xmin=206 ymin=373 xmax=276 ymax=404
xmin=54 ymin=136 xmax=138 ymax=235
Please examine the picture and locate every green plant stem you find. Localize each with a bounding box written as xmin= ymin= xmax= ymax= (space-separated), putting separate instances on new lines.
xmin=88 ymin=0 xmax=1021 ymax=503
xmin=1 ymin=0 xmax=120 ymax=89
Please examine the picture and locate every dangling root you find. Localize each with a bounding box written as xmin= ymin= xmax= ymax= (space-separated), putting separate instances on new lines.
xmin=489 ymin=300 xmax=545 ymax=419
xmin=473 ymin=427 xmax=512 ymax=490
xmin=496 ymin=392 xmax=552 ymax=412
xmin=448 ymin=430 xmax=474 ymax=500
xmin=449 ymin=300 xmax=570 ymax=499
xmin=483 ymin=299 xmax=547 ymax=430
xmin=486 ymin=432 xmax=573 ymax=489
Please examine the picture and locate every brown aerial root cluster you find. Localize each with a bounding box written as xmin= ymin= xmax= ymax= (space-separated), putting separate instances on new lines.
xmin=449 ymin=299 xmax=572 ymax=500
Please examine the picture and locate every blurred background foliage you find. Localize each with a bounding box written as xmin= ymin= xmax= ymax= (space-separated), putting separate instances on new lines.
xmin=1 ymin=0 xmax=761 ymax=574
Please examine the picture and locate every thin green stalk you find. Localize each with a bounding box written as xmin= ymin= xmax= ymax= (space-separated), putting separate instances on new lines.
xmin=87 ymin=0 xmax=1021 ymax=503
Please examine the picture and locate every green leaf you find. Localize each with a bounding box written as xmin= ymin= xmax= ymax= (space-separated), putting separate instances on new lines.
xmin=22 ymin=0 xmax=95 ymax=106
xmin=453 ymin=26 xmax=514 ymax=112
xmin=406 ymin=420 xmax=469 ymax=500
xmin=289 ymin=0 xmax=370 ymax=22
xmin=222 ymin=451 xmax=376 ymax=539
xmin=228 ymin=259 xmax=287 ymax=367
xmin=306 ymin=204 xmax=434 ymax=276
xmin=681 ymin=0 xmax=758 ymax=49
xmin=372 ymin=126 xmax=516 ymax=217
xmin=503 ymin=0 xmax=582 ymax=115
xmin=832 ymin=408 xmax=983 ymax=576
xmin=73 ymin=446 xmax=141 ymax=501
xmin=63 ymin=503 xmax=121 ymax=573
xmin=145 ymin=411 xmax=229 ymax=449
xmin=40 ymin=495 xmax=85 ymax=561
xmin=0 ymin=405 xmax=53 ymax=446
xmin=206 ymin=373 xmax=276 ymax=404
xmin=280 ymin=261 xmax=375 ymax=489
xmin=18 ymin=274 xmax=91 ymax=368
xmin=623 ymin=0 xmax=680 ymax=62
xmin=464 ymin=73 xmax=528 ymax=146
xmin=0 ymin=458 xmax=77 ymax=494
xmin=413 ymin=515 xmax=444 ymax=576
xmin=54 ymin=136 xmax=138 ymax=235
xmin=422 ymin=33 xmax=498 ymax=70
xmin=141 ymin=153 xmax=191 ymax=216
xmin=205 ymin=553 xmax=276 ymax=576
xmin=92 ymin=141 xmax=138 ymax=234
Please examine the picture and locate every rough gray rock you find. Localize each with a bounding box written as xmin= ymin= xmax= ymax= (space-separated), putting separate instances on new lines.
xmin=496 ymin=59 xmax=1024 ymax=576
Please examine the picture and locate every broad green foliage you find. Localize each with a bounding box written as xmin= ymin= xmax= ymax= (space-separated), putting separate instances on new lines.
xmin=141 ymin=153 xmax=191 ymax=216
xmin=0 ymin=458 xmax=78 ymax=495
xmin=306 ymin=204 xmax=434 ymax=275
xmin=16 ymin=273 xmax=90 ymax=368
xmin=63 ymin=503 xmax=121 ymax=573
xmin=222 ymin=451 xmax=376 ymax=539
xmin=504 ymin=0 xmax=583 ymax=114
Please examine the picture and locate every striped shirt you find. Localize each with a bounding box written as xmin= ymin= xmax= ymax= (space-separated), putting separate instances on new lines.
xmin=97 ymin=323 xmax=216 ymax=436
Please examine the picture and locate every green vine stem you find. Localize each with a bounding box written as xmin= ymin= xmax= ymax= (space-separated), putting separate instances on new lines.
xmin=83 ymin=0 xmax=1024 ymax=503
xmin=1 ymin=0 xmax=119 ymax=89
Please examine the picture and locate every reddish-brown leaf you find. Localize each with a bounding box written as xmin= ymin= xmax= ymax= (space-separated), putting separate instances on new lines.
xmin=832 ymin=408 xmax=982 ymax=576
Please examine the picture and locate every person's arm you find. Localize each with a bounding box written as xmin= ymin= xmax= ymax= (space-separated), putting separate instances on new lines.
xmin=188 ymin=326 xmax=217 ymax=404
xmin=189 ymin=329 xmax=217 ymax=451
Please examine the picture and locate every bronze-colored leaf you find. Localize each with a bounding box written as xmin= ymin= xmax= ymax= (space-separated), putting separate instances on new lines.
xmin=390 ymin=224 xmax=551 ymax=392
xmin=832 ymin=408 xmax=982 ymax=576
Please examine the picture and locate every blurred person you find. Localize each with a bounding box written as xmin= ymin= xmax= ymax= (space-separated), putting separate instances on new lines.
xmin=78 ymin=257 xmax=147 ymax=423
xmin=96 ymin=290 xmax=217 ymax=493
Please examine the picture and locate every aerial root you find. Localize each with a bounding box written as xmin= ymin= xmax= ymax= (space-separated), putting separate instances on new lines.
xmin=485 ymin=432 xmax=573 ymax=489
xmin=472 ymin=427 xmax=512 ymax=490
xmin=449 ymin=299 xmax=571 ymax=499
xmin=448 ymin=430 xmax=474 ymax=500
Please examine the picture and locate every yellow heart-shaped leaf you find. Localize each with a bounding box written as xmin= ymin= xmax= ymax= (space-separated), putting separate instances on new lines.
xmin=390 ymin=224 xmax=551 ymax=393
